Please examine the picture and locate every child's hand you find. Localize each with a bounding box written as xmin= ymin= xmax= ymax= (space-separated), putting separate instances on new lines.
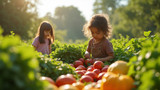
xmin=84 ymin=53 xmax=90 ymax=59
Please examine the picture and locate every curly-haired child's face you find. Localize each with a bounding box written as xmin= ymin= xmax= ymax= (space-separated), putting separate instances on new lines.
xmin=90 ymin=27 xmax=104 ymax=42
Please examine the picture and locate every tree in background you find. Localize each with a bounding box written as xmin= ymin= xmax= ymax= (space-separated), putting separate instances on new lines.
xmin=93 ymin=0 xmax=160 ymax=38
xmin=93 ymin=0 xmax=128 ymax=38
xmin=52 ymin=6 xmax=86 ymax=41
xmin=38 ymin=12 xmax=67 ymax=42
xmin=0 ymin=0 xmax=38 ymax=39
xmin=54 ymin=30 xmax=67 ymax=42
xmin=112 ymin=0 xmax=160 ymax=38
xmin=93 ymin=0 xmax=122 ymax=16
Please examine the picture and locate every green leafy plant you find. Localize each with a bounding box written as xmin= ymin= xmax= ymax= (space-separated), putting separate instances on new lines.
xmin=52 ymin=43 xmax=86 ymax=63
xmin=111 ymin=34 xmax=145 ymax=62
xmin=51 ymin=40 xmax=62 ymax=51
xmin=0 ymin=28 xmax=46 ymax=90
xmin=128 ymin=32 xmax=160 ymax=90
xmin=38 ymin=54 xmax=79 ymax=81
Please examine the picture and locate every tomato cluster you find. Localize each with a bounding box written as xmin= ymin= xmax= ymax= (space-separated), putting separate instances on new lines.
xmin=72 ymin=58 xmax=110 ymax=84
xmin=40 ymin=58 xmax=109 ymax=90
xmin=40 ymin=60 xmax=135 ymax=90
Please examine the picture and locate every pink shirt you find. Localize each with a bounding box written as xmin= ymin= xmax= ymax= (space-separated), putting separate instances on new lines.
xmin=32 ymin=36 xmax=51 ymax=55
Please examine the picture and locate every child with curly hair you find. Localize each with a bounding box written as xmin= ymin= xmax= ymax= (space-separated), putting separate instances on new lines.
xmin=83 ymin=14 xmax=114 ymax=62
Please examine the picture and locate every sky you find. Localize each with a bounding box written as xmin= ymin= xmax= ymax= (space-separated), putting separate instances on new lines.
xmin=36 ymin=0 xmax=94 ymax=21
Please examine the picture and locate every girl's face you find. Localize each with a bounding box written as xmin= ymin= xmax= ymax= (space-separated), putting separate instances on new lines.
xmin=90 ymin=27 xmax=104 ymax=42
xmin=44 ymin=30 xmax=51 ymax=38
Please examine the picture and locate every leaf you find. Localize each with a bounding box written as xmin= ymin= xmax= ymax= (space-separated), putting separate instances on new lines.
xmin=144 ymin=31 xmax=151 ymax=37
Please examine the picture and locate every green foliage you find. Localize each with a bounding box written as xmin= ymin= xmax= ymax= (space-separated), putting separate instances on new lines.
xmin=128 ymin=33 xmax=160 ymax=90
xmin=2 ymin=24 xmax=160 ymax=90
xmin=0 ymin=28 xmax=45 ymax=90
xmin=51 ymin=40 xmax=63 ymax=51
xmin=93 ymin=0 xmax=122 ymax=15
xmin=52 ymin=43 xmax=86 ymax=63
xmin=51 ymin=32 xmax=147 ymax=64
xmin=38 ymin=54 xmax=79 ymax=81
xmin=111 ymin=34 xmax=143 ymax=62
xmin=55 ymin=30 xmax=67 ymax=42
xmin=112 ymin=0 xmax=160 ymax=38
xmin=110 ymin=31 xmax=152 ymax=63
xmin=0 ymin=0 xmax=38 ymax=39
xmin=28 ymin=17 xmax=44 ymax=39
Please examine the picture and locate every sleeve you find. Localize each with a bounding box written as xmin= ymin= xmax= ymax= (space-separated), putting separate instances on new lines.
xmin=86 ymin=39 xmax=93 ymax=53
xmin=32 ymin=37 xmax=39 ymax=48
xmin=104 ymin=40 xmax=114 ymax=56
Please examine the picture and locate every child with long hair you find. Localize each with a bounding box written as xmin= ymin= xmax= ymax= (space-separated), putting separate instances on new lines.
xmin=32 ymin=21 xmax=54 ymax=55
xmin=83 ymin=14 xmax=114 ymax=62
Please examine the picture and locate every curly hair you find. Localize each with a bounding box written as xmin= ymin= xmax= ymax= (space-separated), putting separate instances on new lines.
xmin=83 ymin=14 xmax=112 ymax=38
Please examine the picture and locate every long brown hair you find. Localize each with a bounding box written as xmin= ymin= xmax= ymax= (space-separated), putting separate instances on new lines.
xmin=83 ymin=14 xmax=112 ymax=38
xmin=36 ymin=21 xmax=54 ymax=44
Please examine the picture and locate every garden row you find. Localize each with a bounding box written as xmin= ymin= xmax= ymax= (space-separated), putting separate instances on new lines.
xmin=0 ymin=27 xmax=159 ymax=90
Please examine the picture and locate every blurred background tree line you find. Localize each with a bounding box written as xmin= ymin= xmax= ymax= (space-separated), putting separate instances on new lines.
xmin=0 ymin=0 xmax=160 ymax=42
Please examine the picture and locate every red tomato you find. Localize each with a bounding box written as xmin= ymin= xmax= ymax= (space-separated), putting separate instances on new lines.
xmin=76 ymin=65 xmax=86 ymax=70
xmin=93 ymin=61 xmax=104 ymax=70
xmin=87 ymin=65 xmax=94 ymax=69
xmin=101 ymin=65 xmax=109 ymax=72
xmin=85 ymin=71 xmax=97 ymax=79
xmin=92 ymin=69 xmax=101 ymax=75
xmin=79 ymin=58 xmax=85 ymax=63
xmin=40 ymin=76 xmax=55 ymax=85
xmin=74 ymin=60 xmax=83 ymax=68
xmin=76 ymin=70 xmax=85 ymax=77
xmin=86 ymin=65 xmax=94 ymax=71
xmin=97 ymin=72 xmax=105 ymax=80
xmin=66 ymin=74 xmax=75 ymax=78
xmin=56 ymin=74 xmax=76 ymax=87
xmin=80 ymin=75 xmax=93 ymax=83
xmin=85 ymin=59 xmax=94 ymax=66
xmin=81 ymin=70 xmax=87 ymax=73
xmin=87 ymin=67 xmax=94 ymax=71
